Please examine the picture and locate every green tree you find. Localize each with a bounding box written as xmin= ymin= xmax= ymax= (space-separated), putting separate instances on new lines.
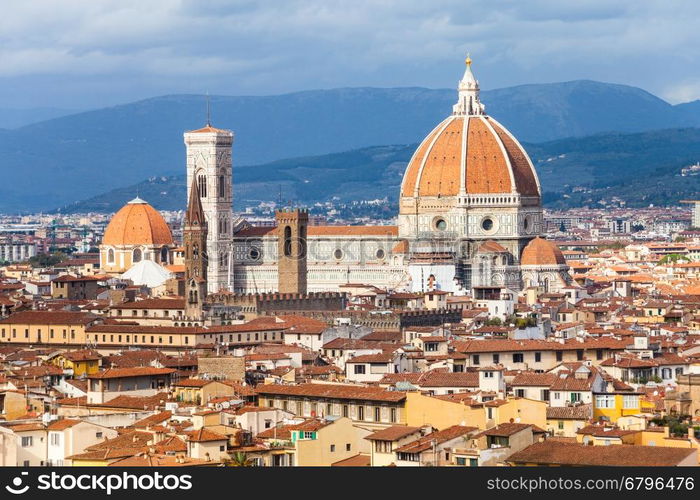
xmin=224 ymin=452 xmax=254 ymax=467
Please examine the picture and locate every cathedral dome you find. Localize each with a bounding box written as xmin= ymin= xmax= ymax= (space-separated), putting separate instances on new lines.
xmin=400 ymin=58 xmax=540 ymax=200
xmin=103 ymin=197 xmax=174 ymax=246
xmin=521 ymin=237 xmax=566 ymax=266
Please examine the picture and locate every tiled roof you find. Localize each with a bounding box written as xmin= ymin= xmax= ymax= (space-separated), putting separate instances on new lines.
xmin=183 ymin=428 xmax=228 ymax=442
xmin=256 ymin=383 xmax=406 ymax=402
xmin=88 ymin=367 xmax=175 ymax=379
xmin=394 ymin=425 xmax=478 ymax=454
xmin=546 ymin=404 xmax=593 ymax=420
xmin=365 ymin=426 xmax=422 ymax=442
xmin=511 ymin=372 xmax=558 ymax=387
xmin=0 ymin=310 xmax=100 ymax=325
xmin=47 ymin=419 xmax=82 ymax=431
xmin=102 ymin=200 xmax=173 ymax=246
xmin=508 ymin=441 xmax=695 ymax=466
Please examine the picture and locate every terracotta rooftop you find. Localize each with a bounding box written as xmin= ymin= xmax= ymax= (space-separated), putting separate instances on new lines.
xmin=508 ymin=441 xmax=695 ymax=466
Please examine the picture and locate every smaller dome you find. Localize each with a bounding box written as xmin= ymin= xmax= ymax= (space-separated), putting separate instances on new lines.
xmin=521 ymin=237 xmax=566 ymax=266
xmin=103 ymin=198 xmax=173 ymax=246
xmin=121 ymin=260 xmax=173 ymax=288
xmin=477 ymin=240 xmax=508 ymax=253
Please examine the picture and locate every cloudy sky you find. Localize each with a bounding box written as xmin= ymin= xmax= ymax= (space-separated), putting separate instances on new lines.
xmin=2 ymin=0 xmax=700 ymax=109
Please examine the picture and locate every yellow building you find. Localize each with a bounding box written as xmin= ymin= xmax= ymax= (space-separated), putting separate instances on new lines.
xmin=173 ymin=379 xmax=236 ymax=406
xmin=48 ymin=350 xmax=101 ymax=376
xmin=592 ymin=392 xmax=641 ymax=421
xmin=0 ymin=311 xmax=100 ymax=345
xmin=404 ymin=392 xmax=547 ymax=430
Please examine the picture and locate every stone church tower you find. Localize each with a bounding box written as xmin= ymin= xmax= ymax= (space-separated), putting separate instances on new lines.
xmin=184 ymin=121 xmax=234 ymax=293
xmin=184 ymin=176 xmax=208 ymax=321
xmin=276 ymin=209 xmax=308 ymax=294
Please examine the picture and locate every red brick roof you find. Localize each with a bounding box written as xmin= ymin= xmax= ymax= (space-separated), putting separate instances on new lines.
xmin=508 ymin=441 xmax=695 ymax=466
xmin=0 ymin=310 xmax=100 ymax=326
xmin=256 ymin=383 xmax=406 ymax=403
xmin=88 ymin=367 xmax=175 ymax=379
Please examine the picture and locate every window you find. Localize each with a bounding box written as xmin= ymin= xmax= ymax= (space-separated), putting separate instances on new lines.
xmin=556 ymin=351 xmax=563 ymax=362
xmin=353 ymin=364 xmax=366 ymax=375
xmin=96 ymin=432 xmax=103 ymax=439
xmin=21 ymin=436 xmax=32 ymax=447
xmin=492 ymin=354 xmax=499 ymax=364
xmin=425 ymin=342 xmax=438 ymax=352
xmin=107 ymin=249 xmax=115 ymax=263
xmin=596 ymin=349 xmax=603 ymax=360
xmin=197 ymin=174 xmax=207 ymax=198
xmin=576 ymin=350 xmax=584 ymax=361
xmin=218 ymin=175 xmax=225 ymax=198
xmin=483 ymin=371 xmax=494 ymax=378
xmin=133 ymin=248 xmax=142 ymax=263
xmin=358 ymin=406 xmax=365 ymax=420
xmin=472 ymin=354 xmax=480 ymax=365
xmin=623 ymin=395 xmax=639 ymax=409
xmin=390 ymin=408 xmax=397 ymax=423
xmin=342 ymin=405 xmax=348 ymax=417
xmin=570 ymin=392 xmax=581 ymax=403
xmin=220 ymin=445 xmax=225 ymax=452
xmin=595 ymin=395 xmax=615 ymax=409
xmin=330 ymin=444 xmax=335 ymax=452
xmin=374 ymin=407 xmax=380 ymax=421
xmin=512 ymin=353 xmax=524 ymax=363
xmin=558 ymin=421 xmax=564 ymax=430
xmin=50 ymin=433 xmax=61 ymax=446
xmin=481 ymin=217 xmax=494 ymax=231
xmin=346 ymin=444 xmax=351 ymax=452
xmin=534 ymin=352 xmax=541 ymax=363
xmin=515 ymin=389 xmax=525 ymax=397
xmin=553 ymin=392 xmax=561 ymax=400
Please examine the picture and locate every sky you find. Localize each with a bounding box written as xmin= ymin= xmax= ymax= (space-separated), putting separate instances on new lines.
xmin=2 ymin=0 xmax=700 ymax=109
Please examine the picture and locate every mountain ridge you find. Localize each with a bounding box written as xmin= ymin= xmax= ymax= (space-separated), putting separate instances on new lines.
xmin=3 ymin=80 xmax=700 ymax=212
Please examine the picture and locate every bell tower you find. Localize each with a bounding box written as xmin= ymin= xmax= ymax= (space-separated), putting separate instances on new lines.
xmin=184 ymin=117 xmax=234 ymax=293
xmin=276 ymin=208 xmax=308 ymax=294
xmin=184 ymin=176 xmax=208 ymax=320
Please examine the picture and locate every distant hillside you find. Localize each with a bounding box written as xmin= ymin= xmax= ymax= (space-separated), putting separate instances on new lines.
xmin=0 ymin=107 xmax=79 ymax=129
xmin=56 ymin=127 xmax=700 ymax=214
xmin=4 ymin=80 xmax=700 ymax=212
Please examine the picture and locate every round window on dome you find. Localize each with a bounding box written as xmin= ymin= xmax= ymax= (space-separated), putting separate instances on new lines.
xmin=435 ymin=218 xmax=447 ymax=231
xmin=481 ymin=217 xmax=494 ymax=232
xmin=334 ymin=249 xmax=343 ymax=260
xmin=376 ymin=249 xmax=385 ymax=260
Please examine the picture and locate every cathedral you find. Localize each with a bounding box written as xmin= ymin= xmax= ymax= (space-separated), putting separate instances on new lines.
xmin=101 ymin=57 xmax=571 ymax=297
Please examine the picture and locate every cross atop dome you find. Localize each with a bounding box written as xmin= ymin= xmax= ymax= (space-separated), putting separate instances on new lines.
xmin=453 ymin=53 xmax=485 ymax=116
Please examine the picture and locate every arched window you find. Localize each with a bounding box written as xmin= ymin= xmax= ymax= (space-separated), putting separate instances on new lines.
xmin=132 ymin=248 xmax=142 ymax=263
xmin=218 ymin=175 xmax=225 ymax=198
xmin=197 ymin=174 xmax=207 ymax=198
xmin=284 ymin=226 xmax=292 ymax=257
xmin=107 ymin=249 xmax=115 ymax=263
xmin=220 ymin=252 xmax=228 ymax=268
xmin=160 ymin=247 xmax=169 ymax=263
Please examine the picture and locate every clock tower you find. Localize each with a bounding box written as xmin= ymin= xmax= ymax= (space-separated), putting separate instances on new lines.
xmin=184 ymin=120 xmax=234 ymax=293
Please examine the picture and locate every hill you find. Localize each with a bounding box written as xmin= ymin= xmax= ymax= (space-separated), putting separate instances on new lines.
xmin=56 ymin=127 xmax=700 ymax=214
xmin=4 ymin=80 xmax=700 ymax=212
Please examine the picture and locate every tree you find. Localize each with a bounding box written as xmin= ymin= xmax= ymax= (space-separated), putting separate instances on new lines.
xmin=225 ymin=452 xmax=254 ymax=467
xmin=485 ymin=317 xmax=502 ymax=326
xmin=28 ymin=252 xmax=68 ymax=268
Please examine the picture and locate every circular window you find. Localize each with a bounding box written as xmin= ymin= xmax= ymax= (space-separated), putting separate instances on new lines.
xmin=334 ymin=249 xmax=343 ymax=260
xmin=481 ymin=217 xmax=494 ymax=231
xmin=376 ymin=249 xmax=385 ymax=260
xmin=435 ymin=218 xmax=447 ymax=231
xmin=248 ymin=247 xmax=261 ymax=261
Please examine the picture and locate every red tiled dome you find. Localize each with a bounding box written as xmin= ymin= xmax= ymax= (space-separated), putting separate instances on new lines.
xmin=103 ymin=198 xmax=173 ymax=246
xmin=400 ymin=115 xmax=540 ymax=198
xmin=521 ymin=238 xmax=566 ymax=266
